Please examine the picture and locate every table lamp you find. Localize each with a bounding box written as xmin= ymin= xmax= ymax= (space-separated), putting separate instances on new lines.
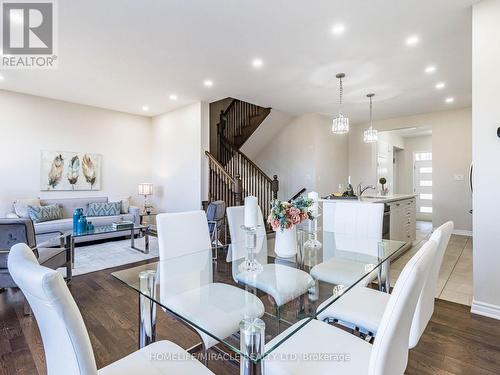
xmin=138 ymin=183 xmax=153 ymax=214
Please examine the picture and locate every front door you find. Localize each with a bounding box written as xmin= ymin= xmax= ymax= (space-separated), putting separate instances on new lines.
xmin=414 ymin=151 xmax=432 ymax=221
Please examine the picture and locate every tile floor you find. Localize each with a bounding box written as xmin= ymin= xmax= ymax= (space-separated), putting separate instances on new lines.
xmin=391 ymin=220 xmax=473 ymax=306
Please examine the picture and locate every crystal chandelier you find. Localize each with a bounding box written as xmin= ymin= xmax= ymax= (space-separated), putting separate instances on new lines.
xmin=363 ymin=93 xmax=378 ymax=143
xmin=332 ymin=73 xmax=350 ymax=134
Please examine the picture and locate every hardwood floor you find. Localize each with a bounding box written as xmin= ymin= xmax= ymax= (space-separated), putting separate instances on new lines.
xmin=1 ymin=261 xmax=500 ymax=375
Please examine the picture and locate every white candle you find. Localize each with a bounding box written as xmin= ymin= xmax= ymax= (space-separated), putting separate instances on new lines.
xmin=244 ymin=196 xmax=258 ymax=228
xmin=348 ymin=175 xmax=351 ymax=184
xmin=308 ymin=191 xmax=319 ymax=216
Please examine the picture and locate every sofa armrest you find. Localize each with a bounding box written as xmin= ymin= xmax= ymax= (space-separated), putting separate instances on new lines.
xmin=5 ymin=212 xmax=20 ymax=219
xmin=128 ymin=206 xmax=141 ymax=225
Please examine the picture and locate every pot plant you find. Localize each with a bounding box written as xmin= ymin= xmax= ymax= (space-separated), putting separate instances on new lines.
xmin=379 ymin=177 xmax=388 ymax=196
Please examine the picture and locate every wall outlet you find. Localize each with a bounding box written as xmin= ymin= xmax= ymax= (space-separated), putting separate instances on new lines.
xmin=454 ymin=174 xmax=464 ymax=181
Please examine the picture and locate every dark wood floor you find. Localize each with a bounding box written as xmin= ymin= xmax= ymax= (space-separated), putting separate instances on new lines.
xmin=2 ymin=261 xmax=500 ymax=375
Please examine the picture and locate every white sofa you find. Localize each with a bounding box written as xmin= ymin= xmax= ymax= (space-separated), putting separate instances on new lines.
xmin=8 ymin=197 xmax=141 ymax=244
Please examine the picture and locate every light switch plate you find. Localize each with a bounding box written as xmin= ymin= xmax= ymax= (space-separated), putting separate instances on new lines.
xmin=454 ymin=174 xmax=464 ymax=181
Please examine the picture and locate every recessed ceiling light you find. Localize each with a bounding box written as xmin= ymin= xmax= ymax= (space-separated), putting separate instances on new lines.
xmin=203 ymin=79 xmax=213 ymax=87
xmin=445 ymin=97 xmax=455 ymax=104
xmin=406 ymin=35 xmax=420 ymax=46
xmin=425 ymin=65 xmax=436 ymax=74
xmin=169 ymin=94 xmax=177 ymax=100
xmin=435 ymin=82 xmax=445 ymax=90
xmin=142 ymin=105 xmax=149 ymax=111
xmin=252 ymin=58 xmax=263 ymax=68
xmin=331 ymin=24 xmax=345 ymax=36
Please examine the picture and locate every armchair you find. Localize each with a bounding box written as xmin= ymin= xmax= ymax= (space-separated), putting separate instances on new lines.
xmin=0 ymin=218 xmax=72 ymax=289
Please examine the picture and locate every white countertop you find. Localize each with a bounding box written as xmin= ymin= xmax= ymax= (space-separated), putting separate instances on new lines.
xmin=320 ymin=194 xmax=416 ymax=204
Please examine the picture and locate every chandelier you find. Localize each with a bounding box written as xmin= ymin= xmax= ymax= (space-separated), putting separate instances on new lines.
xmin=363 ymin=93 xmax=378 ymax=143
xmin=332 ymin=73 xmax=350 ymax=134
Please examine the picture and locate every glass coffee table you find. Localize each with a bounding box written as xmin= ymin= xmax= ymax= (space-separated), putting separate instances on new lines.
xmin=112 ymin=227 xmax=406 ymax=374
xmin=66 ymin=224 xmax=150 ymax=266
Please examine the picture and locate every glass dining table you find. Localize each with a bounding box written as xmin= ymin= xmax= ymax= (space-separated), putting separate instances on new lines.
xmin=112 ymin=224 xmax=406 ymax=375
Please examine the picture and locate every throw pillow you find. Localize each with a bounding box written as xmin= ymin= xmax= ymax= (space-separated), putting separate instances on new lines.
xmin=108 ymin=196 xmax=131 ymax=214
xmin=14 ymin=198 xmax=41 ymax=218
xmin=28 ymin=204 xmax=62 ymax=223
xmin=86 ymin=201 xmax=121 ymax=217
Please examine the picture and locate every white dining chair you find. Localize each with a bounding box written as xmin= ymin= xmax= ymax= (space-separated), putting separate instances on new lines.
xmin=310 ymin=202 xmax=384 ymax=288
xmin=264 ymin=236 xmax=438 ymax=375
xmin=7 ymin=243 xmax=214 ymax=375
xmin=316 ymin=221 xmax=454 ymax=348
xmin=156 ymin=210 xmax=265 ymax=362
xmin=226 ymin=206 xmax=315 ymax=330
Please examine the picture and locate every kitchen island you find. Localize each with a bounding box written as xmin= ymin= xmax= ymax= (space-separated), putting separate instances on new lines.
xmin=320 ymin=194 xmax=417 ymax=244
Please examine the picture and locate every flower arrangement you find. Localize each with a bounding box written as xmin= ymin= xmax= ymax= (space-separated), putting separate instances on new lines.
xmin=267 ymin=196 xmax=315 ymax=232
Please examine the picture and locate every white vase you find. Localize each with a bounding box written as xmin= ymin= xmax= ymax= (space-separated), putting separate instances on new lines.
xmin=274 ymin=226 xmax=297 ymax=258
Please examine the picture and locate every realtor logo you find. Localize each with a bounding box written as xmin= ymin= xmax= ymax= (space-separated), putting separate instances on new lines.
xmin=1 ymin=0 xmax=57 ymax=68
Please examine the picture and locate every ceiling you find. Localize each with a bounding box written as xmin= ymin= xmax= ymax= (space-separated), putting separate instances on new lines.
xmin=383 ymin=126 xmax=433 ymax=138
xmin=0 ymin=0 xmax=477 ymax=124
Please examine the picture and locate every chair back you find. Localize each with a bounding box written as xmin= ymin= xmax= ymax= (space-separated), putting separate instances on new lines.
xmin=157 ymin=211 xmax=213 ymax=294
xmin=207 ymin=200 xmax=226 ymax=234
xmin=8 ymin=243 xmax=97 ymax=375
xmin=369 ymin=238 xmax=438 ymax=375
xmin=328 ymin=202 xmax=383 ymax=258
xmin=0 ymin=218 xmax=36 ymax=267
xmin=409 ymin=221 xmax=454 ymax=348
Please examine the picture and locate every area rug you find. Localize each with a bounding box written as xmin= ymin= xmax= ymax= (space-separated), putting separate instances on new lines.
xmin=71 ymin=236 xmax=159 ymax=276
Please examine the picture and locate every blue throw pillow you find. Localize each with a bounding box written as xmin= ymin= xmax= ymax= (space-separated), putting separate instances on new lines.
xmin=28 ymin=204 xmax=62 ymax=223
xmin=86 ymin=201 xmax=121 ymax=217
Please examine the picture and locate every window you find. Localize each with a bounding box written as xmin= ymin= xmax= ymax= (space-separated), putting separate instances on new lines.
xmin=420 ymin=206 xmax=433 ymax=213
xmin=415 ymin=152 xmax=432 ymax=161
xmin=419 ymin=167 xmax=432 ymax=173
xmin=420 ymin=193 xmax=433 ymax=200
xmin=420 ymin=180 xmax=432 ymax=187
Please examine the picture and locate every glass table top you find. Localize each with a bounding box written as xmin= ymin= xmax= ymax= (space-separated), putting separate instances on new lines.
xmin=67 ymin=224 xmax=148 ymax=238
xmin=112 ymin=226 xmax=406 ymax=363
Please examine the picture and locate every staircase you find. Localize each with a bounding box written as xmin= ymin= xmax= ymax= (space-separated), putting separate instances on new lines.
xmin=206 ymin=98 xmax=278 ymax=224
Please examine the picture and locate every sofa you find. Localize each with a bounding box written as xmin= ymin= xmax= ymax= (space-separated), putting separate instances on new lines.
xmin=7 ymin=197 xmax=141 ymax=245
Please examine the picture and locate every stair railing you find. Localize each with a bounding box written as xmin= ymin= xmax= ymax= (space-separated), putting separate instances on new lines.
xmin=205 ymin=151 xmax=242 ymax=207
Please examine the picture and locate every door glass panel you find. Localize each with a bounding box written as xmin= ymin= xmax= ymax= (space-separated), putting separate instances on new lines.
xmin=419 ymin=167 xmax=432 ymax=173
xmin=420 ymin=193 xmax=433 ymax=200
xmin=420 ymin=206 xmax=433 ymax=213
xmin=420 ymin=180 xmax=432 ymax=187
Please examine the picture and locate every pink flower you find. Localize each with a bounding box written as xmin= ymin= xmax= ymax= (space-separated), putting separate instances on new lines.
xmin=271 ymin=219 xmax=281 ymax=231
xmin=285 ymin=221 xmax=293 ymax=229
xmin=289 ymin=207 xmax=300 ymax=216
xmin=290 ymin=213 xmax=301 ymax=224
xmin=300 ymin=212 xmax=308 ymax=221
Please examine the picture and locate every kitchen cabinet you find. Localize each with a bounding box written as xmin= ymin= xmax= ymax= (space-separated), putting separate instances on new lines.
xmin=389 ymin=198 xmax=416 ymax=242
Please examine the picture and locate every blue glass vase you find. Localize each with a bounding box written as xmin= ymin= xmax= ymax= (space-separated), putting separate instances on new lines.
xmin=73 ymin=208 xmax=83 ymax=233
xmin=77 ymin=215 xmax=87 ymax=235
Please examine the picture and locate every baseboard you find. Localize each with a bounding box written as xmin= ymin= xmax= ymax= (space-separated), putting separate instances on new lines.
xmin=452 ymin=229 xmax=472 ymax=237
xmin=471 ymin=299 xmax=500 ymax=320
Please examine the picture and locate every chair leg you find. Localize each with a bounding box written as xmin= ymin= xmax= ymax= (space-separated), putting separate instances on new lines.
xmin=201 ymin=342 xmax=208 ymax=366
xmin=23 ymin=296 xmax=31 ymax=316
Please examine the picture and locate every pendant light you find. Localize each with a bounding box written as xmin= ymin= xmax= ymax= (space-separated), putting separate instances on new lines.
xmin=363 ymin=93 xmax=378 ymax=143
xmin=331 ymin=73 xmax=350 ymax=134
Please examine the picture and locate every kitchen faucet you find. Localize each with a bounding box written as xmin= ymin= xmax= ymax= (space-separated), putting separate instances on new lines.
xmin=357 ymin=182 xmax=376 ymax=197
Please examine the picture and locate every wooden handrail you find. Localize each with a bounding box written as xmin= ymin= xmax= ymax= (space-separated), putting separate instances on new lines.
xmin=288 ymin=188 xmax=307 ymax=202
xmin=205 ymin=151 xmax=235 ymax=183
xmin=220 ymin=137 xmax=273 ymax=183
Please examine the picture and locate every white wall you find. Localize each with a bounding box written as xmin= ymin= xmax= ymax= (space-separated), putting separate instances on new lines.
xmin=151 ymin=102 xmax=209 ymax=212
xmin=349 ymin=108 xmax=472 ymax=232
xmin=0 ymin=90 xmax=152 ymax=217
xmin=254 ymin=113 xmax=349 ymax=200
xmin=240 ymin=109 xmax=293 ymax=160
xmin=471 ymin=0 xmax=500 ymax=320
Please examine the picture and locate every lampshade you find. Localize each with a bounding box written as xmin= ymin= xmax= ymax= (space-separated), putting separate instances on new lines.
xmin=363 ymin=93 xmax=378 ymax=143
xmin=138 ymin=183 xmax=153 ymax=196
xmin=332 ymin=73 xmax=350 ymax=134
